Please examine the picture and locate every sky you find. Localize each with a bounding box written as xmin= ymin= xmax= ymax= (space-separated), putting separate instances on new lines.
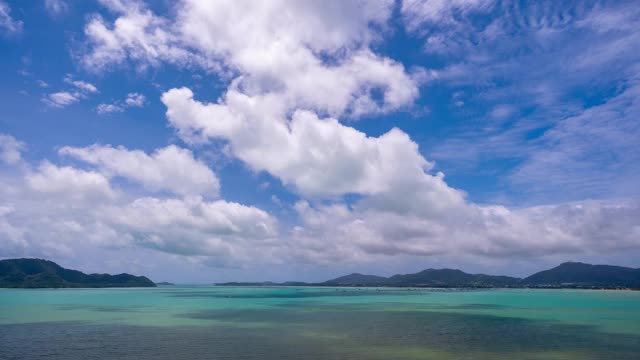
xmin=0 ymin=0 xmax=639 ymax=283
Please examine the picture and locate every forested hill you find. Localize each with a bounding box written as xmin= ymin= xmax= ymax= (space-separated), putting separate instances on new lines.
xmin=0 ymin=258 xmax=156 ymax=288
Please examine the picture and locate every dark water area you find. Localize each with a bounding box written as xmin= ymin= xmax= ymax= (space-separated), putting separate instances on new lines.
xmin=2 ymin=309 xmax=640 ymax=359
xmin=1 ymin=287 xmax=639 ymax=359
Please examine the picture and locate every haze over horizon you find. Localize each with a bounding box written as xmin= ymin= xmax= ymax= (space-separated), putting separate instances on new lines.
xmin=1 ymin=0 xmax=639 ymax=283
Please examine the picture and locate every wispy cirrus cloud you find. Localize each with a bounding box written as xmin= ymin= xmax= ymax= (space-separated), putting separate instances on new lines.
xmin=44 ymin=0 xmax=69 ymax=17
xmin=405 ymin=0 xmax=640 ymax=204
xmin=0 ymin=1 xmax=22 ymax=36
xmin=42 ymin=76 xmax=99 ymax=108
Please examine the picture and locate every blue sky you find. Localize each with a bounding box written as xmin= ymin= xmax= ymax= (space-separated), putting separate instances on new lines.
xmin=0 ymin=0 xmax=639 ymax=282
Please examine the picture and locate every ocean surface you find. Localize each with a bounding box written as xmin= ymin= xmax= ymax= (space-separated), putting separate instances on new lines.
xmin=1 ymin=286 xmax=639 ymax=359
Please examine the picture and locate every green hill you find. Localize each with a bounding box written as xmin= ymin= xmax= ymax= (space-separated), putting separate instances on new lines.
xmin=322 ymin=269 xmax=521 ymax=288
xmin=523 ymin=262 xmax=640 ymax=289
xmin=0 ymin=258 xmax=156 ymax=288
xmin=389 ymin=268 xmax=521 ymax=287
xmin=319 ymin=262 xmax=640 ymax=289
xmin=323 ymin=273 xmax=390 ymax=286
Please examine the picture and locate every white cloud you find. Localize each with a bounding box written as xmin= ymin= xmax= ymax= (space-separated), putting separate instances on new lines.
xmin=405 ymin=0 xmax=640 ymax=205
xmin=0 ymin=1 xmax=22 ymax=35
xmin=160 ymin=81 xmax=640 ymax=265
xmin=96 ymin=92 xmax=146 ymax=114
xmin=43 ymin=91 xmax=80 ymax=108
xmin=102 ymin=196 xmax=277 ymax=257
xmin=1 ymin=133 xmax=639 ymax=270
xmin=81 ymin=0 xmax=418 ymax=118
xmin=175 ymin=0 xmax=417 ymax=118
xmin=44 ymin=76 xmax=99 ymax=108
xmin=271 ymin=195 xmax=282 ymax=207
xmin=402 ymin=0 xmax=494 ymax=31
xmin=0 ymin=184 xmax=277 ymax=266
xmin=289 ymin=198 xmax=640 ymax=264
xmin=44 ymin=0 xmax=68 ymax=17
xmin=0 ymin=134 xmax=24 ymax=164
xmin=59 ymin=144 xmax=220 ymax=197
xmin=489 ymin=104 xmax=516 ymax=120
xmin=65 ymin=76 xmax=98 ymax=93
xmin=80 ymin=0 xmax=218 ymax=72
xmin=71 ymin=80 xmax=98 ymax=93
xmin=151 ymin=1 xmax=638 ymax=263
xmin=124 ymin=92 xmax=145 ymax=107
xmin=81 ymin=1 xmax=411 ymax=199
xmin=26 ymin=161 xmax=116 ymax=202
xmin=96 ymin=103 xmax=124 ymax=114
xmin=163 ymin=88 xmax=437 ymax=197
xmin=16 ymin=1 xmax=637 ymax=272
xmin=510 ymin=80 xmax=640 ymax=201
xmin=0 ymin=135 xmax=277 ymax=265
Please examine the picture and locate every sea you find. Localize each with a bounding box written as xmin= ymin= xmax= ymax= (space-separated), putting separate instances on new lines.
xmin=1 ymin=286 xmax=639 ymax=359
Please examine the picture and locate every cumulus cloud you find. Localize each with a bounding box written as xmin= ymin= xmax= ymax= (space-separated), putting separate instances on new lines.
xmin=1 ymin=133 xmax=639 ymax=270
xmin=0 ymin=1 xmax=22 ymax=35
xmin=110 ymin=0 xmax=417 ymax=197
xmin=59 ymin=144 xmax=220 ymax=197
xmin=80 ymin=0 xmax=218 ymax=72
xmin=288 ymin=198 xmax=640 ymax=264
xmin=102 ymin=196 xmax=276 ymax=257
xmin=0 ymin=136 xmax=277 ymax=266
xmin=81 ymin=0 xmax=418 ymax=118
xmin=9 ymin=1 xmax=637 ymax=272
xmin=151 ymin=0 xmax=639 ymax=265
xmin=0 ymin=134 xmax=24 ymax=164
xmin=175 ymin=1 xmax=417 ymax=117
xmin=26 ymin=162 xmax=117 ymax=202
xmin=163 ymin=88 xmax=436 ymax=197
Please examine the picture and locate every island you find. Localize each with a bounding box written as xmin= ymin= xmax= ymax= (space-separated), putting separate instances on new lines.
xmin=215 ymin=262 xmax=640 ymax=290
xmin=0 ymin=258 xmax=156 ymax=288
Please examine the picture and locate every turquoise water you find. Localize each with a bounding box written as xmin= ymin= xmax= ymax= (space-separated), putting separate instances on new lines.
xmin=1 ymin=286 xmax=639 ymax=359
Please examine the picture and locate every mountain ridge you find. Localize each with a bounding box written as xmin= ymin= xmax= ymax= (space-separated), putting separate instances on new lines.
xmin=215 ymin=261 xmax=640 ymax=289
xmin=3 ymin=258 xmax=638 ymax=290
xmin=523 ymin=261 xmax=640 ymax=288
xmin=0 ymin=258 xmax=156 ymax=288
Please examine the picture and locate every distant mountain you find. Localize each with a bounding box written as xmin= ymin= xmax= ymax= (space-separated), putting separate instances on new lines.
xmin=156 ymin=282 xmax=175 ymax=286
xmin=316 ymin=262 xmax=640 ymax=289
xmin=523 ymin=262 xmax=640 ymax=289
xmin=0 ymin=258 xmax=156 ymax=288
xmin=321 ymin=269 xmax=520 ymax=288
xmin=214 ymin=281 xmax=311 ymax=286
xmin=215 ymin=281 xmax=279 ymax=286
xmin=389 ymin=269 xmax=521 ymax=288
xmin=323 ymin=273 xmax=389 ymax=286
xmin=214 ymin=261 xmax=640 ymax=289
